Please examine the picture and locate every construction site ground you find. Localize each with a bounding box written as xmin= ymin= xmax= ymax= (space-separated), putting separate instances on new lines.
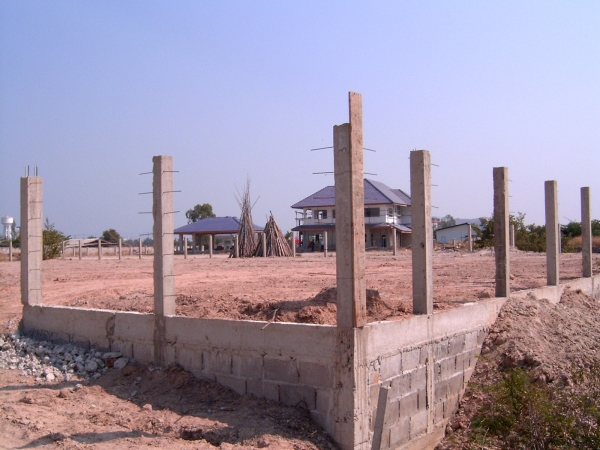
xmin=1 ymin=249 xmax=599 ymax=449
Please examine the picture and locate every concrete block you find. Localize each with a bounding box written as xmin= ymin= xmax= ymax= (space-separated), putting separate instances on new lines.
xmin=264 ymin=357 xmax=298 ymax=384
xmin=464 ymin=331 xmax=479 ymax=350
xmin=110 ymin=340 xmax=133 ymax=358
xmin=410 ymin=409 xmax=428 ymax=438
xmin=440 ymin=356 xmax=457 ymax=381
xmin=411 ymin=366 xmax=427 ymax=391
xmin=416 ymin=388 xmax=426 ymax=411
xmin=380 ymin=354 xmax=402 ymax=381
xmin=399 ymin=391 xmax=418 ymax=418
xmin=280 ymin=384 xmax=316 ymax=410
xmin=448 ymin=335 xmax=465 ymax=356
xmin=203 ymin=351 xmax=232 ymax=375
xmin=477 ymin=328 xmax=487 ymax=345
xmin=444 ymin=394 xmax=459 ymax=419
xmin=316 ymin=388 xmax=333 ymax=415
xmin=402 ymin=348 xmax=420 ymax=372
xmin=132 ymin=343 xmax=154 ymax=364
xmin=383 ymin=399 xmax=399 ymax=427
xmin=435 ymin=379 xmax=448 ymax=403
xmin=447 ymin=373 xmax=464 ymax=397
xmin=216 ymin=374 xmax=247 ymax=396
xmin=163 ymin=345 xmax=176 ymax=366
xmin=434 ymin=400 xmax=444 ymax=425
xmin=368 ymin=363 xmax=380 ymax=385
xmin=176 ymin=347 xmax=203 ymax=377
xmin=369 ymin=384 xmax=380 ymax=413
xmin=463 ymin=368 xmax=475 ymax=386
xmin=299 ymin=360 xmax=334 ymax=388
xmin=70 ymin=335 xmax=90 ymax=350
xmin=232 ymin=355 xmax=263 ymax=380
xmin=434 ymin=362 xmax=442 ymax=383
xmin=435 ymin=340 xmax=449 ymax=360
xmin=456 ymin=350 xmax=472 ymax=372
xmin=390 ymin=372 xmax=411 ymax=400
xmin=247 ymin=379 xmax=279 ymax=402
xmin=113 ymin=312 xmax=154 ymax=342
xmin=389 ymin=418 xmax=410 ymax=448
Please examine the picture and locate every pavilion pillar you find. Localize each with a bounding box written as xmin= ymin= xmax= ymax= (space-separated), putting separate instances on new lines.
xmin=98 ymin=239 xmax=102 ymax=260
xmin=209 ymin=234 xmax=213 ymax=258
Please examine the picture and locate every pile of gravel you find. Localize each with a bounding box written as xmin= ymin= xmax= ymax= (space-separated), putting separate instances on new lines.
xmin=0 ymin=331 xmax=129 ymax=383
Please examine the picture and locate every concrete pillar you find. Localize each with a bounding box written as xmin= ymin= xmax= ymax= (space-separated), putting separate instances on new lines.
xmin=332 ymin=92 xmax=368 ymax=450
xmin=494 ymin=167 xmax=510 ymax=297
xmin=20 ymin=176 xmax=43 ymax=306
xmin=128 ymin=245 xmax=132 ymax=257
xmin=138 ymin=238 xmax=141 ymax=259
xmin=452 ymin=238 xmax=456 ymax=248
xmin=510 ymin=224 xmax=515 ymax=247
xmin=209 ymin=234 xmax=213 ymax=258
xmin=234 ymin=235 xmax=239 ymax=258
xmin=545 ymin=180 xmax=559 ymax=286
xmin=152 ymin=155 xmax=176 ymax=367
xmin=392 ymin=229 xmax=397 ymax=256
xmin=86 ymin=246 xmax=89 ymax=257
xmin=118 ymin=238 xmax=122 ymax=260
xmin=468 ymin=224 xmax=473 ymax=252
xmin=262 ymin=232 xmax=266 ymax=257
xmin=582 ymin=187 xmax=592 ymax=278
xmin=152 ymin=155 xmax=176 ymax=316
xmin=324 ymin=231 xmax=328 ymax=257
xmin=183 ymin=237 xmax=188 ymax=259
xmin=61 ymin=241 xmax=65 ymax=260
xmin=410 ymin=150 xmax=434 ymax=315
xmin=79 ymin=239 xmax=82 ymax=260
xmin=98 ymin=239 xmax=102 ymax=260
xmin=9 ymin=240 xmax=13 ymax=262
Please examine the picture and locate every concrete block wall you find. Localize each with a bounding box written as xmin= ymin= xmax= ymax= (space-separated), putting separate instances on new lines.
xmin=21 ymin=305 xmax=338 ymax=433
xmin=364 ymin=298 xmax=505 ymax=449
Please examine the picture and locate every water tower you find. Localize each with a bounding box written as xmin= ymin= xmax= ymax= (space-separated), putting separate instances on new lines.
xmin=1 ymin=216 xmax=14 ymax=240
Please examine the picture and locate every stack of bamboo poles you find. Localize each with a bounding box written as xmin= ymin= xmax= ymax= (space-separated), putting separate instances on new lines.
xmin=254 ymin=212 xmax=292 ymax=257
xmin=233 ymin=179 xmax=257 ymax=258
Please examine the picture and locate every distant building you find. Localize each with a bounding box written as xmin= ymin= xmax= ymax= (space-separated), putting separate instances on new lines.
xmin=291 ymin=179 xmax=412 ymax=251
xmin=434 ymin=223 xmax=476 ymax=244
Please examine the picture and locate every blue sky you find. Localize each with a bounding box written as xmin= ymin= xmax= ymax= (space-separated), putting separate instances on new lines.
xmin=1 ymin=1 xmax=598 ymax=239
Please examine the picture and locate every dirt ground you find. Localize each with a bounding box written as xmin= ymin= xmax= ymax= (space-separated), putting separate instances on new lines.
xmin=1 ymin=249 xmax=597 ymax=330
xmin=1 ymin=249 xmax=599 ymax=449
xmin=0 ymin=359 xmax=336 ymax=449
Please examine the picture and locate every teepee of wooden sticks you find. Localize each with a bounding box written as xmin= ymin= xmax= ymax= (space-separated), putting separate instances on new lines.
xmin=254 ymin=212 xmax=293 ymax=257
xmin=233 ymin=179 xmax=258 ymax=258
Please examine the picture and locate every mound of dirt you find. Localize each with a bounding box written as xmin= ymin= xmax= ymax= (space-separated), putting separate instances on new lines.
xmin=439 ymin=288 xmax=600 ymax=448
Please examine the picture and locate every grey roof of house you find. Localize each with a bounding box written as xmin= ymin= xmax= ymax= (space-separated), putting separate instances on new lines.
xmin=291 ymin=179 xmax=411 ymax=209
xmin=174 ymin=217 xmax=264 ymax=235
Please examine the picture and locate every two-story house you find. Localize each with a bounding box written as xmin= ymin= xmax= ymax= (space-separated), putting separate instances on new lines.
xmin=291 ymin=178 xmax=412 ymax=251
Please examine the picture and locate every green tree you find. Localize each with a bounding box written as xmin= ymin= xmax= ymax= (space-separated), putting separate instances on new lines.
xmin=438 ymin=214 xmax=456 ymax=228
xmin=592 ymin=219 xmax=600 ymax=236
xmin=43 ymin=218 xmax=69 ymax=260
xmin=185 ymin=203 xmax=216 ymax=223
xmin=101 ymin=228 xmax=121 ymax=244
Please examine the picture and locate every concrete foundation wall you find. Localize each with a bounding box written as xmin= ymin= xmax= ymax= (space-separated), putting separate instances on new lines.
xmin=21 ymin=306 xmax=338 ymax=433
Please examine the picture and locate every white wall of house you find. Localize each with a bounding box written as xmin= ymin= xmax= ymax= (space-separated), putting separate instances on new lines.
xmin=299 ymin=204 xmax=411 ymax=227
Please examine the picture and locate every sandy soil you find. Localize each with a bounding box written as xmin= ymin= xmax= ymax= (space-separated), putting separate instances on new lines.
xmin=1 ymin=249 xmax=597 ymax=331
